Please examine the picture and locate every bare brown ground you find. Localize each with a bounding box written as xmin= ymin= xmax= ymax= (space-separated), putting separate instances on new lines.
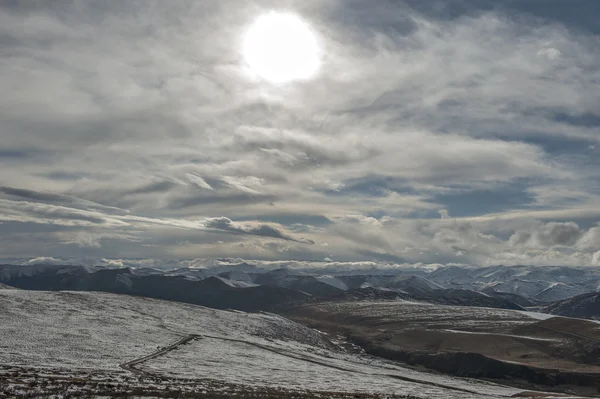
xmin=280 ymin=301 xmax=600 ymax=396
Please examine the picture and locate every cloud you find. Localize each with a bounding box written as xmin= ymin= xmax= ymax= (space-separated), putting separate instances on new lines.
xmin=186 ymin=173 xmax=214 ymax=190
xmin=0 ymin=199 xmax=121 ymax=226
xmin=221 ymin=176 xmax=264 ymax=194
xmin=510 ymin=222 xmax=583 ymax=248
xmin=0 ymin=186 xmax=125 ymax=214
xmin=0 ymin=1 xmax=599 ymax=265
xmin=203 ymin=216 xmax=313 ymax=243
xmin=62 ymin=232 xmax=103 ymax=248
xmin=0 ymin=186 xmax=69 ymax=203
xmin=593 ymin=251 xmax=600 ymax=265
xmin=576 ymin=226 xmax=600 ymax=251
xmin=26 ymin=257 xmax=67 ymax=265
xmin=101 ymin=259 xmax=125 ymax=268
xmin=537 ymin=47 xmax=561 ymax=60
xmin=124 ymin=180 xmax=179 ymax=196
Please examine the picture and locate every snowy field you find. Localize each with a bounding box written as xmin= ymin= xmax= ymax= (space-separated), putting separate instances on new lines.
xmin=140 ymin=336 xmax=520 ymax=398
xmin=0 ymin=290 xmax=581 ymax=398
xmin=0 ymin=290 xmax=331 ymax=370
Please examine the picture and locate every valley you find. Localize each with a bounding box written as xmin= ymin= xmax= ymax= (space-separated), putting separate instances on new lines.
xmin=0 ymin=289 xmax=573 ymax=398
xmin=282 ymin=300 xmax=600 ymax=396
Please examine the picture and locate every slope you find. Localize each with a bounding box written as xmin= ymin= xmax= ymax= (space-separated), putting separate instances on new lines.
xmin=544 ymin=292 xmax=600 ymax=320
xmin=0 ymin=290 xmax=531 ymax=398
xmin=3 ymin=267 xmax=312 ymax=312
xmin=282 ymin=300 xmax=600 ymax=396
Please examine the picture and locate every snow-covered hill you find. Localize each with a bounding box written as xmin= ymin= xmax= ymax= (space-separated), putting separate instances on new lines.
xmin=0 ymin=290 xmax=529 ymax=398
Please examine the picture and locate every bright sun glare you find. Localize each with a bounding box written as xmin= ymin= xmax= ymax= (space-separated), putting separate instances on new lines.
xmin=243 ymin=12 xmax=321 ymax=84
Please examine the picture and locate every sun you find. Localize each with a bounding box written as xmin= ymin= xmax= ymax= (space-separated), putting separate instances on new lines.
xmin=243 ymin=12 xmax=321 ymax=84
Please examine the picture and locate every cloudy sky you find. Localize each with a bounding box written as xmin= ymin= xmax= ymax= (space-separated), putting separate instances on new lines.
xmin=1 ymin=0 xmax=600 ymax=267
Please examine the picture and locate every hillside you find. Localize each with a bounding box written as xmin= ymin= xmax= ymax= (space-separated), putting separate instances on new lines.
xmin=5 ymin=263 xmax=600 ymax=321
xmin=0 ymin=290 xmax=546 ymax=398
xmin=251 ymin=268 xmax=345 ymax=297
xmin=0 ymin=267 xmax=311 ymax=312
xmin=282 ymin=300 xmax=600 ymax=396
xmin=544 ymin=292 xmax=600 ymax=319
xmin=325 ymin=287 xmax=523 ymax=310
xmin=1 ymin=264 xmax=529 ymax=313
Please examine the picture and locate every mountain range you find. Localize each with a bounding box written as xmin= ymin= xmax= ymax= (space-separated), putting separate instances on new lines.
xmin=2 ymin=263 xmax=600 ymax=318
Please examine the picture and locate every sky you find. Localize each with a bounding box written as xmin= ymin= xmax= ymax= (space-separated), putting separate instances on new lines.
xmin=1 ymin=0 xmax=600 ymax=267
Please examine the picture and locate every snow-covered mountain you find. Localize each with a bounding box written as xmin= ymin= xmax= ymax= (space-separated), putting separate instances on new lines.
xmin=129 ymin=267 xmax=165 ymax=276
xmin=250 ymin=268 xmax=345 ymax=297
xmin=213 ymin=275 xmax=259 ymax=288
xmin=164 ymin=267 xmax=210 ymax=280
xmin=314 ymin=274 xmax=349 ymax=290
xmin=3 ymin=263 xmax=600 ymax=317
xmin=218 ymin=269 xmax=254 ymax=283
xmin=428 ymin=265 xmax=600 ymax=302
xmin=534 ymin=282 xmax=591 ymax=302
xmin=386 ymin=275 xmax=445 ymax=294
xmin=0 ymin=263 xmax=99 ymax=281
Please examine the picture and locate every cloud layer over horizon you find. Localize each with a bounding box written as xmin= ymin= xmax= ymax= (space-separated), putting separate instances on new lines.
xmin=1 ymin=0 xmax=600 ymax=267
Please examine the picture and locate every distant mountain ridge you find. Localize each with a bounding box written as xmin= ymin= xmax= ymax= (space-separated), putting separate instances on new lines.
xmin=544 ymin=292 xmax=600 ymax=320
xmin=0 ymin=265 xmax=309 ymax=312
xmin=2 ymin=263 xmax=600 ymax=317
xmin=426 ymin=265 xmax=600 ymax=302
xmin=326 ymin=287 xmax=523 ymax=310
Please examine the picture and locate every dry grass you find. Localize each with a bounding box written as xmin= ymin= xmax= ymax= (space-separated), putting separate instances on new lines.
xmin=0 ymin=365 xmax=419 ymax=399
xmin=281 ymin=301 xmax=600 ymax=396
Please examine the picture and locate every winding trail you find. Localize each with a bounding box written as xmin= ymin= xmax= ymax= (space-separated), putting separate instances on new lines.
xmin=119 ymin=334 xmax=200 ymax=376
xmin=200 ymin=334 xmax=484 ymax=395
xmin=119 ymin=331 xmax=483 ymax=395
xmin=115 ymin=309 xmax=522 ymax=398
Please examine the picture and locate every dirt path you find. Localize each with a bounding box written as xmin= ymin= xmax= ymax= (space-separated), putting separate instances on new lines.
xmin=121 ymin=331 xmax=486 ymax=395
xmin=116 ymin=319 xmax=511 ymax=396
xmin=119 ymin=334 xmax=200 ymax=376
xmin=200 ymin=334 xmax=485 ymax=395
